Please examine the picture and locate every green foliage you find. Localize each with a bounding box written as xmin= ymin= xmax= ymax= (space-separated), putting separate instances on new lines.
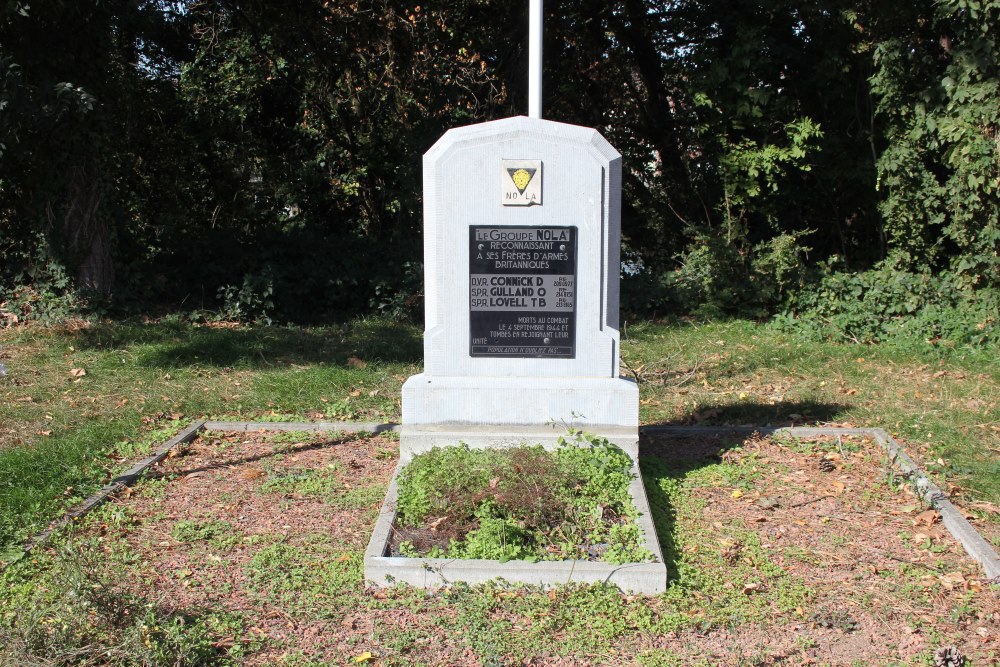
xmin=870 ymin=0 xmax=1000 ymax=288
xmin=2 ymin=0 xmax=996 ymax=321
xmin=170 ymin=519 xmax=239 ymax=550
xmin=216 ymin=270 xmax=275 ymax=325
xmin=776 ymin=261 xmax=1000 ymax=347
xmin=394 ymin=438 xmax=653 ymax=564
xmin=0 ymin=238 xmax=93 ymax=325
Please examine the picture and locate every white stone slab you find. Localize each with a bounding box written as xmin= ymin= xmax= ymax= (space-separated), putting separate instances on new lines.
xmin=421 ymin=116 xmax=622 ymax=379
xmin=400 ymin=374 xmax=639 ymax=459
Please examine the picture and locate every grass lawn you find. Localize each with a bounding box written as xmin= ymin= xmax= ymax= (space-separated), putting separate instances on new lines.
xmin=1 ymin=317 xmax=997 ymax=561
xmin=1 ymin=317 xmax=998 ymax=665
xmin=0 ymin=318 xmax=421 ymax=559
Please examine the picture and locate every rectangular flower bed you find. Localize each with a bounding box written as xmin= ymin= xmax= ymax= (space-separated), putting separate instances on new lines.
xmin=364 ymin=439 xmax=667 ymax=594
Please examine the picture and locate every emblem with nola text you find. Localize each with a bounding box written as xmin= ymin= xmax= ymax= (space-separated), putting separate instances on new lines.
xmin=501 ymin=159 xmax=542 ymax=206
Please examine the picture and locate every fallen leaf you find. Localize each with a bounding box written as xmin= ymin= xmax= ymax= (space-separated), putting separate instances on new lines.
xmin=335 ymin=554 xmax=352 ymax=562
xmin=969 ymin=501 xmax=1000 ymax=515
xmin=240 ymin=468 xmax=265 ymax=480
xmin=349 ymin=389 xmax=362 ymax=397
xmin=755 ymin=497 xmax=780 ymax=510
xmin=69 ymin=368 xmax=86 ymax=378
xmin=488 ymin=477 xmax=501 ymax=489
xmin=346 ymin=356 xmax=366 ymax=369
xmin=938 ymin=571 xmax=965 ymax=590
xmin=36 ymin=430 xmax=52 ymax=436
xmin=693 ymin=408 xmax=723 ymax=423
xmin=731 ymin=489 xmax=744 ymax=499
xmin=352 ymin=651 xmax=374 ymax=663
xmin=427 ymin=516 xmax=448 ymax=531
xmin=742 ymin=583 xmax=762 ymax=595
xmin=915 ymin=510 xmax=939 ymax=527
xmin=830 ymin=480 xmax=846 ymax=494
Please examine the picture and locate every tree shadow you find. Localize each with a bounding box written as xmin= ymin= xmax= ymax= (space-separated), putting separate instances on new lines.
xmin=145 ymin=432 xmax=370 ymax=480
xmin=71 ymin=319 xmax=422 ymax=369
xmin=638 ymin=399 xmax=847 ymax=582
xmin=639 ymin=431 xmax=746 ymax=584
xmin=656 ymin=399 xmax=850 ymax=429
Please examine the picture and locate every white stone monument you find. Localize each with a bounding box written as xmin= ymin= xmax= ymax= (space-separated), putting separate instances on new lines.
xmin=400 ymin=115 xmax=639 ymax=460
xmin=365 ymin=2 xmax=665 ymax=593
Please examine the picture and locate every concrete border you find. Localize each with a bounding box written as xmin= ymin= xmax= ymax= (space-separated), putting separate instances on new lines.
xmin=13 ymin=420 xmax=998 ymax=584
xmin=363 ymin=458 xmax=668 ymax=594
xmin=203 ymin=420 xmax=399 ymax=434
xmin=16 ymin=420 xmax=206 ymax=561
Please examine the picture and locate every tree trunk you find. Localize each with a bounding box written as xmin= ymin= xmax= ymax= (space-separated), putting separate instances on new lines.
xmin=60 ymin=163 xmax=114 ymax=296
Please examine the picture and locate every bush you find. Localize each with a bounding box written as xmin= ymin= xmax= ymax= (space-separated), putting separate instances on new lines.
xmin=621 ymin=230 xmax=812 ymax=320
xmin=773 ymin=260 xmax=999 ymax=348
xmin=0 ymin=241 xmax=96 ymax=325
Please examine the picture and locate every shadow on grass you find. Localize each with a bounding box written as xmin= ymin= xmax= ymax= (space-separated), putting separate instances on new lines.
xmin=640 ymin=432 xmax=743 ymax=584
xmin=147 ymin=433 xmax=373 ymax=480
xmin=71 ymin=319 xmax=422 ymax=369
xmin=638 ymin=400 xmax=846 ymax=582
xmin=654 ymin=399 xmax=851 ymax=428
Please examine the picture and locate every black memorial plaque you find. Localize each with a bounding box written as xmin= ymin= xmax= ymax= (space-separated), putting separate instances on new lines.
xmin=469 ymin=225 xmax=577 ymax=358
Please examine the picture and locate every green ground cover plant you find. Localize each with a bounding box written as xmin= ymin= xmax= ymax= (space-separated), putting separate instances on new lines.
xmin=392 ymin=438 xmax=653 ymax=564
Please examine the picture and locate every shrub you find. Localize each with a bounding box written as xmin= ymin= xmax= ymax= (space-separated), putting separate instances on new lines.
xmin=773 ymin=260 xmax=999 ymax=348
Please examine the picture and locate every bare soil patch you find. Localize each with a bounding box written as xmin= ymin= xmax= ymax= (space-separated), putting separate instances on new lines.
xmin=73 ymin=429 xmax=998 ymax=666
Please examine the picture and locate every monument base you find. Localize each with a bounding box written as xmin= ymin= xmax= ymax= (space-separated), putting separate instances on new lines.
xmin=400 ymin=373 xmax=639 ymax=460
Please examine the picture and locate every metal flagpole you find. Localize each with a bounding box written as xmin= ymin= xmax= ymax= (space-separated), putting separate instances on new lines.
xmin=528 ymin=0 xmax=542 ymax=119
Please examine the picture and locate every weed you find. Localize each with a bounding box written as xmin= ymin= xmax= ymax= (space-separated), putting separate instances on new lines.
xmin=392 ymin=438 xmax=653 ymax=564
xmin=330 ymin=483 xmax=385 ymax=512
xmin=267 ymin=430 xmax=323 ymax=445
xmin=0 ymin=540 xmax=238 ymax=666
xmin=171 ymin=519 xmax=240 ymax=551
xmin=245 ymin=541 xmax=362 ymax=616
